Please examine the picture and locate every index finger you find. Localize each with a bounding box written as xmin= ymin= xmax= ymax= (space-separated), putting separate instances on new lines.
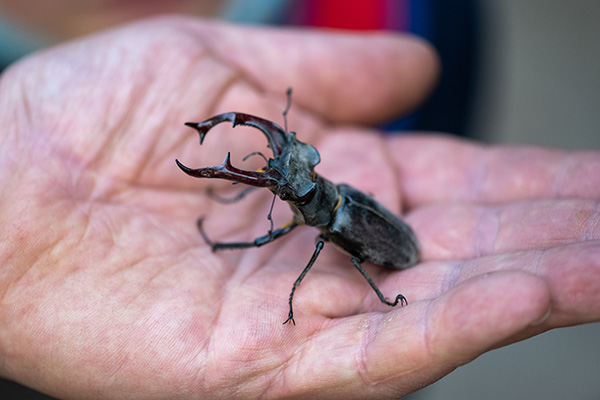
xmin=190 ymin=20 xmax=440 ymax=125
xmin=389 ymin=135 xmax=600 ymax=207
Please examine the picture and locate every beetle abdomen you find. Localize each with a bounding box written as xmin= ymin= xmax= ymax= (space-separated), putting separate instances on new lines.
xmin=322 ymin=184 xmax=419 ymax=270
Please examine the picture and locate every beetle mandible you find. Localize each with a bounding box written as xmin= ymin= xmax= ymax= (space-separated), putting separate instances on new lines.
xmin=176 ymin=89 xmax=420 ymax=325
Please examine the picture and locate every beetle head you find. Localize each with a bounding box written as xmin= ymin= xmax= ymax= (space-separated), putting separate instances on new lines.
xmin=176 ymin=112 xmax=321 ymax=202
xmin=267 ymin=132 xmax=320 ymax=203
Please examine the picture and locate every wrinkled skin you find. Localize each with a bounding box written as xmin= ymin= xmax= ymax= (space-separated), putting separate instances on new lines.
xmin=0 ymin=17 xmax=599 ymax=400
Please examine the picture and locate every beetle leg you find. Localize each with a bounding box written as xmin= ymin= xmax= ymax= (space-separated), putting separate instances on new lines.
xmin=206 ymin=186 xmax=258 ymax=204
xmin=265 ymin=193 xmax=277 ymax=240
xmin=197 ymin=218 xmax=298 ymax=251
xmin=350 ymin=257 xmax=408 ymax=307
xmin=283 ymin=240 xmax=325 ymax=325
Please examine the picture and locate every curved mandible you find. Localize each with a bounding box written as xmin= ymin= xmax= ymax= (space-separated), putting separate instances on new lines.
xmin=184 ymin=112 xmax=289 ymax=156
xmin=175 ymin=153 xmax=281 ymax=188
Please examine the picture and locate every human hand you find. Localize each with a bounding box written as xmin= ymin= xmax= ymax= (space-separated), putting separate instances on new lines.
xmin=0 ymin=16 xmax=598 ymax=399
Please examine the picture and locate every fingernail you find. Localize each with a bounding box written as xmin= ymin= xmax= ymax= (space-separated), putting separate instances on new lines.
xmin=529 ymin=305 xmax=551 ymax=327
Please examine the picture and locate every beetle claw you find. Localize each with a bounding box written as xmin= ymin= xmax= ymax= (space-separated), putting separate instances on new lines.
xmin=282 ymin=313 xmax=295 ymax=326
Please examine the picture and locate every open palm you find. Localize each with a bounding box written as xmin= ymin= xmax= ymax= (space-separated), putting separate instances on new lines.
xmin=1 ymin=17 xmax=598 ymax=399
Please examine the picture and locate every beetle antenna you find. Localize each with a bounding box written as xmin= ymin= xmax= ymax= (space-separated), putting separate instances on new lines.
xmin=283 ymin=87 xmax=292 ymax=133
xmin=242 ymin=151 xmax=269 ymax=164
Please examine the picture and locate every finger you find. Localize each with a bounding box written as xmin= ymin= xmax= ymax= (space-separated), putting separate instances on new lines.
xmin=385 ymin=271 xmax=549 ymax=394
xmin=190 ymin=19 xmax=440 ymax=124
xmin=389 ymin=135 xmax=600 ymax=207
xmin=263 ymin=195 xmax=597 ymax=324
xmin=396 ymin=240 xmax=600 ymax=328
xmin=282 ymin=271 xmax=550 ymax=398
xmin=421 ymin=271 xmax=551 ymax=382
xmin=408 ymin=198 xmax=600 ymax=261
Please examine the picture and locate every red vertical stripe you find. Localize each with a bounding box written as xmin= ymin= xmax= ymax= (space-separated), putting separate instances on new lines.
xmin=307 ymin=0 xmax=386 ymax=30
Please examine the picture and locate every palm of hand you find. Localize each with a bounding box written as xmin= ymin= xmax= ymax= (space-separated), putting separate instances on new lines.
xmin=1 ymin=17 xmax=598 ymax=399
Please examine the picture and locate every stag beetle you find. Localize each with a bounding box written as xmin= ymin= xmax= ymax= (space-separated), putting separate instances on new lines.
xmin=176 ymin=89 xmax=419 ymax=325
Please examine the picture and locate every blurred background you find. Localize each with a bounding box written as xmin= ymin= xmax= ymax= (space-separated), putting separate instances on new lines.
xmin=1 ymin=0 xmax=598 ymax=398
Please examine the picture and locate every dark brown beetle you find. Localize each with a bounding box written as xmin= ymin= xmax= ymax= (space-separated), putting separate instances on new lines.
xmin=176 ymin=89 xmax=419 ymax=325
